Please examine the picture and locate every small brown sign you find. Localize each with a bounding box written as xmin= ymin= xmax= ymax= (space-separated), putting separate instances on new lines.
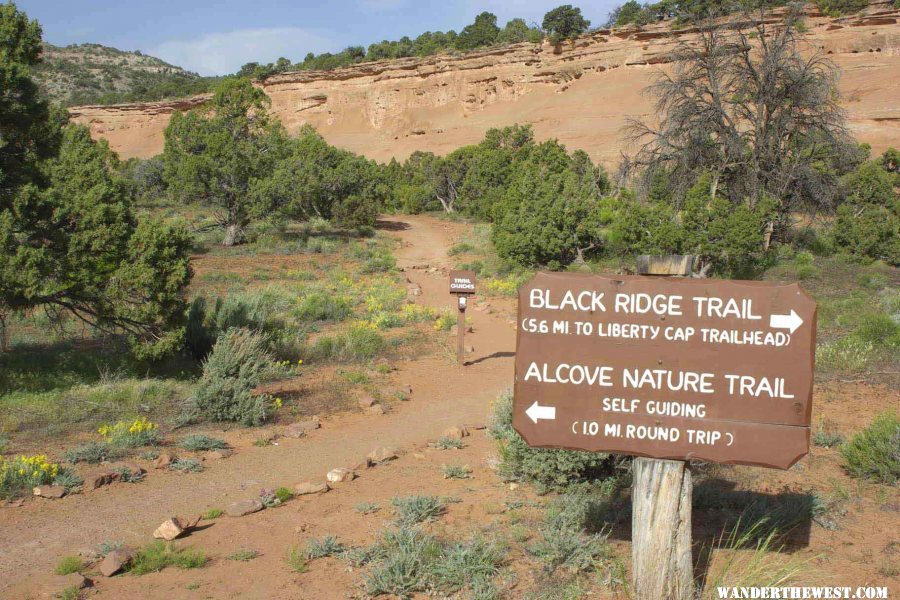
xmin=449 ymin=270 xmax=477 ymax=295
xmin=513 ymin=272 xmax=817 ymax=469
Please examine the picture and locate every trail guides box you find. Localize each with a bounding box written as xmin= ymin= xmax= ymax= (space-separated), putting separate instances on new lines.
xmin=449 ymin=270 xmax=477 ymax=295
xmin=513 ymin=272 xmax=817 ymax=469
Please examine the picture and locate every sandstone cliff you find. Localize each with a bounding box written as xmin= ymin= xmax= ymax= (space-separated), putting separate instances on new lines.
xmin=70 ymin=3 xmax=900 ymax=169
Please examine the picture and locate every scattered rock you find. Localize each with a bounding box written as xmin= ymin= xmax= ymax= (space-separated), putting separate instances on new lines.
xmin=367 ymin=447 xmax=399 ymax=464
xmin=326 ymin=468 xmax=356 ymax=483
xmin=204 ymin=448 xmax=233 ymax=460
xmin=413 ymin=452 xmax=426 ymax=460
xmin=365 ymin=403 xmax=386 ymax=416
xmin=465 ymin=345 xmax=475 ymax=354
xmin=153 ymin=517 xmax=186 ymax=541
xmin=427 ymin=267 xmax=439 ymax=274
xmin=227 ymin=499 xmax=264 ymax=517
xmin=294 ymin=481 xmax=330 ymax=495
xmin=358 ymin=396 xmax=378 ymax=409
xmin=33 ymin=485 xmax=66 ymax=499
xmin=100 ymin=548 xmax=134 ymax=577
xmin=85 ymin=470 xmax=117 ymax=490
xmin=284 ymin=418 xmax=320 ymax=438
xmin=153 ymin=453 xmax=175 ymax=469
xmin=442 ymin=425 xmax=470 ymax=440
xmin=509 ymin=483 xmax=520 ymax=491
xmin=400 ymin=384 xmax=413 ymax=396
xmin=407 ymin=283 xmax=422 ymax=296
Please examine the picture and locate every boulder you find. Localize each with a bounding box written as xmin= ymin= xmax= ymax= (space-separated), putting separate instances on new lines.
xmin=33 ymin=485 xmax=66 ymax=499
xmin=442 ymin=425 xmax=470 ymax=440
xmin=367 ymin=447 xmax=399 ymax=464
xmin=326 ymin=468 xmax=356 ymax=483
xmin=294 ymin=481 xmax=330 ymax=495
xmin=227 ymin=499 xmax=264 ymax=517
xmin=99 ymin=548 xmax=134 ymax=577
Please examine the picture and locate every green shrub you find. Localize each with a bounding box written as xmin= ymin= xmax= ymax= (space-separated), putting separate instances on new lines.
xmin=831 ymin=161 xmax=900 ymax=265
xmin=490 ymin=392 xmax=616 ymax=490
xmin=857 ymin=272 xmax=889 ymax=290
xmin=442 ymin=464 xmax=472 ymax=479
xmin=391 ymin=495 xmax=447 ymax=526
xmin=305 ymin=535 xmax=345 ymax=559
xmin=98 ymin=417 xmax=161 ymax=448
xmin=1 ymin=455 xmax=62 ymax=499
xmin=285 ymin=545 xmax=308 ymax=573
xmin=360 ymin=526 xmax=505 ymax=598
xmin=310 ymin=322 xmax=384 ymax=362
xmin=185 ymin=289 xmax=295 ymax=360
xmin=54 ymin=555 xmax=85 ymax=576
xmin=434 ymin=436 xmax=464 ymax=450
xmin=812 ymin=427 xmax=844 ymax=448
xmin=169 ymin=458 xmax=203 ymax=473
xmin=832 ymin=203 xmax=900 ymax=265
xmin=815 ymin=337 xmax=874 ymax=373
xmin=841 ymin=412 xmax=900 ymax=484
xmin=430 ymin=537 xmax=505 ymax=595
xmin=795 ymin=264 xmax=819 ymax=280
xmin=447 ymin=242 xmax=476 ymax=256
xmin=275 ymin=487 xmax=293 ymax=503
xmin=186 ymin=328 xmax=278 ymax=426
xmin=179 ymin=434 xmax=229 ymax=451
xmin=64 ymin=441 xmax=121 ymax=464
xmin=363 ymin=527 xmax=441 ymax=597
xmin=129 ymin=541 xmax=208 ymax=575
xmin=295 ymin=290 xmax=353 ymax=322
xmin=226 ymin=549 xmax=259 ymax=561
xmin=816 ymin=0 xmax=868 ymax=15
xmin=529 ymin=495 xmax=611 ymax=573
xmin=854 ymin=313 xmax=900 ymax=347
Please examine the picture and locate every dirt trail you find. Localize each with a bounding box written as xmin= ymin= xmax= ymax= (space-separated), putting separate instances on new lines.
xmin=0 ymin=214 xmax=518 ymax=598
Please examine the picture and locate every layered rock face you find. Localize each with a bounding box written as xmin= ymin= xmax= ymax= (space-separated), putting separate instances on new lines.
xmin=70 ymin=3 xmax=899 ymax=169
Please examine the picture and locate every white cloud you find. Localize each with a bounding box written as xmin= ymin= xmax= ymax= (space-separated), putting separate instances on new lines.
xmin=149 ymin=27 xmax=339 ymax=76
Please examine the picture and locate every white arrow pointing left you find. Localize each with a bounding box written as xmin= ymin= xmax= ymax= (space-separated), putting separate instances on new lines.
xmin=769 ymin=309 xmax=803 ymax=334
xmin=525 ymin=401 xmax=556 ymax=424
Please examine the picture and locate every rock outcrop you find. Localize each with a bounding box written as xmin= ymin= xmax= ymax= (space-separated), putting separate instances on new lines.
xmin=70 ymin=3 xmax=900 ymax=169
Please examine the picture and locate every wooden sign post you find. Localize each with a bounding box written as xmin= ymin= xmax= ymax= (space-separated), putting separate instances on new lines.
xmin=510 ymin=255 xmax=818 ymax=599
xmin=632 ymin=255 xmax=695 ymax=600
xmin=449 ymin=270 xmax=476 ymax=366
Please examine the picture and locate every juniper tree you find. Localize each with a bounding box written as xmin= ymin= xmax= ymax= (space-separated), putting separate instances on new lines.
xmin=626 ymin=10 xmax=859 ymax=226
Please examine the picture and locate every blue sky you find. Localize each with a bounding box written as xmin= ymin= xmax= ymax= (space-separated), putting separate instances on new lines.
xmin=18 ymin=0 xmax=619 ymax=76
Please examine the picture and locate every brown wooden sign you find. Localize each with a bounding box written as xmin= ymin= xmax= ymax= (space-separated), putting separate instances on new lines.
xmin=513 ymin=272 xmax=817 ymax=469
xmin=449 ymin=270 xmax=477 ymax=295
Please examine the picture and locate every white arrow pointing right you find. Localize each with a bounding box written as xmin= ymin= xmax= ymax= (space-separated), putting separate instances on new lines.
xmin=525 ymin=401 xmax=556 ymax=424
xmin=769 ymin=309 xmax=803 ymax=334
